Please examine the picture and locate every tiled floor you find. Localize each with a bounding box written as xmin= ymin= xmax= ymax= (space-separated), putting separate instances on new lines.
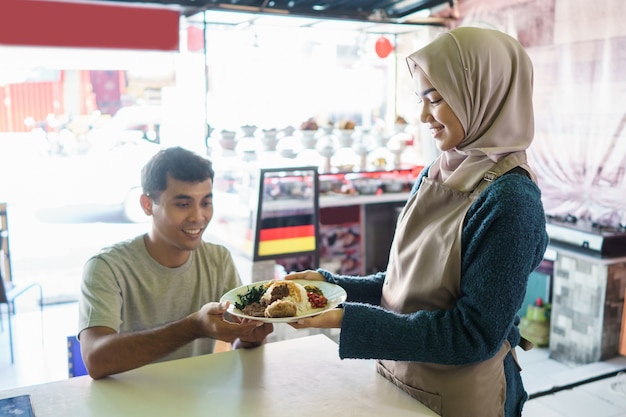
xmin=519 ymin=345 xmax=626 ymax=416
xmin=2 ymin=300 xmax=626 ymax=416
xmin=0 ymin=301 xmax=78 ymax=390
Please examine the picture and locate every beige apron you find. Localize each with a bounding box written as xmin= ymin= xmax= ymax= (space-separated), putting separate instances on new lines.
xmin=377 ymin=153 xmax=530 ymax=417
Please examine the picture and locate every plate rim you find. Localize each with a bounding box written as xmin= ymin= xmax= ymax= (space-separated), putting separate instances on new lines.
xmin=220 ymin=279 xmax=346 ymax=323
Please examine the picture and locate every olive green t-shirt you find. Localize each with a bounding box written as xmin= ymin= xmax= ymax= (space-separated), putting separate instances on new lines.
xmin=78 ymin=234 xmax=242 ymax=362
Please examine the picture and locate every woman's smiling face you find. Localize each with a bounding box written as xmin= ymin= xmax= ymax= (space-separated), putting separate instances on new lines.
xmin=413 ymin=68 xmax=466 ymax=152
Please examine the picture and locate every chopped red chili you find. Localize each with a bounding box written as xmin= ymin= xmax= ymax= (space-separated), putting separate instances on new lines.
xmin=307 ymin=292 xmax=328 ymax=309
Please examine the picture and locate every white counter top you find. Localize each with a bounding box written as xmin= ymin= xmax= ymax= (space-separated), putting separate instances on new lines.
xmin=0 ymin=334 xmax=439 ymax=417
xmin=548 ymin=242 xmax=626 ymax=264
xmin=320 ymin=191 xmax=410 ymax=208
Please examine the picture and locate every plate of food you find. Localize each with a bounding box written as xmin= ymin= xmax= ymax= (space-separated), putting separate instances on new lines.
xmin=220 ymin=279 xmax=347 ymax=323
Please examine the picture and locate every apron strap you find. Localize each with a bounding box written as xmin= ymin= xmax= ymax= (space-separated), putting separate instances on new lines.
xmin=510 ymin=348 xmax=522 ymax=372
xmin=510 ymin=337 xmax=534 ymax=373
xmin=519 ymin=336 xmax=534 ymax=351
xmin=471 ymin=163 xmax=531 ymax=197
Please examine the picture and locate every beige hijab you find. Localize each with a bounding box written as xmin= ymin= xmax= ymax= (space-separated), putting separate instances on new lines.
xmin=406 ymin=27 xmax=535 ymax=192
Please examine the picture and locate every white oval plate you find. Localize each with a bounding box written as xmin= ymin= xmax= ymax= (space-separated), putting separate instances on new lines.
xmin=220 ymin=279 xmax=347 ymax=323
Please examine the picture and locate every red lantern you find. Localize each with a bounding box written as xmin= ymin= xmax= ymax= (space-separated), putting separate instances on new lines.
xmin=375 ymin=36 xmax=393 ymax=58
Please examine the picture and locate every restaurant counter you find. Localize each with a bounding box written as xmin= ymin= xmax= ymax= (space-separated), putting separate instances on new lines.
xmin=0 ymin=334 xmax=439 ymax=417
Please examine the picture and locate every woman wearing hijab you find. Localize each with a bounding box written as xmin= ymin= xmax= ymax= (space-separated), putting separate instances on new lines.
xmin=287 ymin=27 xmax=549 ymax=417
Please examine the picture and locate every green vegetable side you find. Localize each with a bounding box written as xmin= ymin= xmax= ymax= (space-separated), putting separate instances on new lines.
xmin=304 ymin=285 xmax=323 ymax=296
xmin=234 ymin=284 xmax=266 ymax=310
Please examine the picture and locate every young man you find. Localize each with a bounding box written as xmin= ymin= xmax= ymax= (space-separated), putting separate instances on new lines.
xmin=78 ymin=146 xmax=273 ymax=379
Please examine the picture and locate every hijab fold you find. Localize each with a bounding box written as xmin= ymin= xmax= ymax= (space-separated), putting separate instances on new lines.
xmin=406 ymin=27 xmax=535 ymax=192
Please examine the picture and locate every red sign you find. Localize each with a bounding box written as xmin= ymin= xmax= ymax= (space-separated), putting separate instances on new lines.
xmin=0 ymin=0 xmax=180 ymax=51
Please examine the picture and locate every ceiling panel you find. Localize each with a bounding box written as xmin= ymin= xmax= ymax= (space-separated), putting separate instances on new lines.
xmin=78 ymin=0 xmax=452 ymax=22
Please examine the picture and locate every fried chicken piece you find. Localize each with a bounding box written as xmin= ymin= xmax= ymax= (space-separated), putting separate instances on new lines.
xmin=265 ymin=299 xmax=298 ymax=318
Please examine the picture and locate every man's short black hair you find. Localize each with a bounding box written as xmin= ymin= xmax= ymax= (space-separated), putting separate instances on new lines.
xmin=141 ymin=146 xmax=214 ymax=202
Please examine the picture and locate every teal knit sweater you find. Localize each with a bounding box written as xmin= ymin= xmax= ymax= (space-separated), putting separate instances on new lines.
xmin=319 ymin=167 xmax=549 ymax=416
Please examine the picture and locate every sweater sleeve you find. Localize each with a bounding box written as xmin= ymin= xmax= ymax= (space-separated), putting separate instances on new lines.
xmin=337 ymin=174 xmax=549 ymax=365
xmin=318 ymin=269 xmax=386 ymax=305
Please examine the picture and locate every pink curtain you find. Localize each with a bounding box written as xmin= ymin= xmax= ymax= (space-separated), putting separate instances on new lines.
xmin=451 ymin=0 xmax=626 ymax=227
xmin=528 ymin=38 xmax=626 ymax=227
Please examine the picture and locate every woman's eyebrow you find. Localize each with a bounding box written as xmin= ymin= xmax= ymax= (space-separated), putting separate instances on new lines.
xmin=421 ymin=87 xmax=437 ymax=96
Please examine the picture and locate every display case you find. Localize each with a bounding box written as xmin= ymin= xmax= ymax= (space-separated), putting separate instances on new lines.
xmin=209 ymin=162 xmax=320 ymax=283
xmin=254 ymin=166 xmax=319 ymax=263
xmin=208 ymin=160 xmax=421 ymax=282
xmin=316 ymin=167 xmax=420 ymax=275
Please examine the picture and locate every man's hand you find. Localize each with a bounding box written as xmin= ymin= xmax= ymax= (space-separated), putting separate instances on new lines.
xmin=195 ymin=301 xmax=272 ymax=343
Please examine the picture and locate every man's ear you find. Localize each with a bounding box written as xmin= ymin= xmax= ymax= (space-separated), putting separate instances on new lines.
xmin=140 ymin=193 xmax=153 ymax=216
